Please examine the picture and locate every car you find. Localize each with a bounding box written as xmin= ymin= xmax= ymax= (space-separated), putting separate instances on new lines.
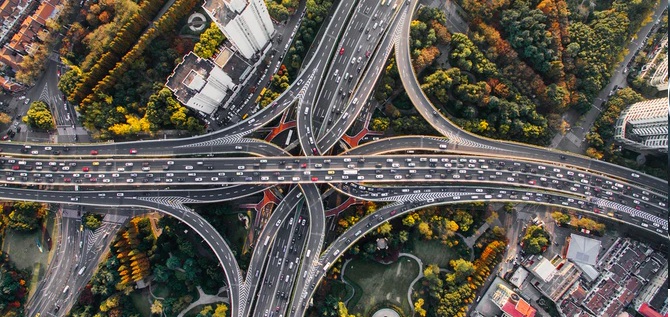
xmin=31 ymin=150 xmax=38 ymax=155
xmin=90 ymin=150 xmax=98 ymax=155
xmin=129 ymin=149 xmax=137 ymax=154
xmin=92 ymin=161 xmax=99 ymax=166
xmin=560 ymin=155 xmax=566 ymax=160
xmin=339 ymin=48 xmax=345 ymax=55
xmin=311 ymin=176 xmax=318 ymax=181
xmin=82 ymin=167 xmax=89 ymax=172
xmin=631 ymin=173 xmax=640 ymax=178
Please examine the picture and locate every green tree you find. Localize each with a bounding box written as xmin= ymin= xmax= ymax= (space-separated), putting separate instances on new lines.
xmin=7 ymin=202 xmax=47 ymax=232
xmin=23 ymin=101 xmax=54 ymax=130
xmin=83 ymin=213 xmax=102 ymax=230
xmin=193 ymin=23 xmax=225 ymax=59
xmin=450 ymin=258 xmax=475 ymax=282
xmin=521 ymin=225 xmax=550 ymax=254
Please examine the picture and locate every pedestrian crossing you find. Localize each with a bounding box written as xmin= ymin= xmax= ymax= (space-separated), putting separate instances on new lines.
xmin=135 ymin=196 xmax=202 ymax=212
xmin=374 ymin=191 xmax=476 ymax=202
xmin=38 ymin=83 xmax=50 ymax=103
xmin=176 ymin=132 xmax=252 ymax=148
xmin=593 ymin=198 xmax=668 ymax=229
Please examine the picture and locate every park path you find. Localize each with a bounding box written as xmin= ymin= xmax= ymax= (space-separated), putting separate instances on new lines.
xmin=176 ymin=286 xmax=229 ymax=317
xmin=400 ymin=253 xmax=424 ymax=314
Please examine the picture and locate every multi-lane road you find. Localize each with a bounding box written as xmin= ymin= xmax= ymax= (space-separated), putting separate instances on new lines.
xmin=17 ymin=0 xmax=669 ymax=316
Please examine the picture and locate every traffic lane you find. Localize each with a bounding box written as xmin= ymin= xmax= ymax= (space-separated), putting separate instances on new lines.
xmin=298 ymin=0 xmax=381 ymax=155
xmin=337 ymin=182 xmax=667 ymax=232
xmin=3 ymin=154 xmax=665 ymax=211
xmin=243 ymin=187 xmax=304 ymax=317
xmin=316 ymin=5 xmax=405 ymax=149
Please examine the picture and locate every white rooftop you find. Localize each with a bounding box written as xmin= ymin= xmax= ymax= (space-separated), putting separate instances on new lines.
xmin=566 ymin=234 xmax=602 ymax=266
xmin=532 ymin=258 xmax=557 ymax=283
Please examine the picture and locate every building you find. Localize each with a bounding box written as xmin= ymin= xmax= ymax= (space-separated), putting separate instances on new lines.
xmin=614 ymin=97 xmax=668 ymax=153
xmin=166 ymin=52 xmax=236 ymax=115
xmin=566 ymin=234 xmax=602 ymax=282
xmin=203 ymin=0 xmax=274 ymax=59
xmin=527 ymin=256 xmax=582 ymax=303
xmin=490 ymin=284 xmax=537 ymax=317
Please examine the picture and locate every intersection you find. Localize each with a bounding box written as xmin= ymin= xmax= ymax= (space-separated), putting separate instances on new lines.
xmin=9 ymin=0 xmax=668 ymax=316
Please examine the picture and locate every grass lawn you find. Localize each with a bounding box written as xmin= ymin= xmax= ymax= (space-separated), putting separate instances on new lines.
xmin=130 ymin=291 xmax=151 ymax=317
xmin=343 ymin=256 xmax=420 ymax=316
xmin=220 ymin=212 xmax=250 ymax=253
xmin=409 ymin=236 xmax=459 ymax=268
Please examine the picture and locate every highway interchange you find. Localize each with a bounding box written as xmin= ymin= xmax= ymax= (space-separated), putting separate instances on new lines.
xmin=12 ymin=0 xmax=668 ymax=316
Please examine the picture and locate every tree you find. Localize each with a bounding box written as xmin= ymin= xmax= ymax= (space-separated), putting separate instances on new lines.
xmin=83 ymin=213 xmax=102 ymax=230
xmin=414 ymin=298 xmax=427 ymax=317
xmin=23 ymin=101 xmax=54 ymax=130
xmin=212 ymin=304 xmax=228 ymax=317
xmin=398 ymin=230 xmax=409 ymax=244
xmin=503 ymin=203 xmax=515 ymax=213
xmin=551 ymin=211 xmax=570 ymax=226
xmin=150 ymin=300 xmax=163 ymax=315
xmin=193 ymin=23 xmax=225 ymax=59
xmin=7 ymin=202 xmax=47 ymax=232
xmin=370 ymin=117 xmax=390 ymax=132
xmin=450 ymin=259 xmax=475 ymax=282
xmin=0 ymin=113 xmax=11 ymax=125
xmin=485 ymin=212 xmax=498 ymax=225
xmin=377 ymin=222 xmax=392 ymax=236
xmin=521 ymin=225 xmax=550 ymax=254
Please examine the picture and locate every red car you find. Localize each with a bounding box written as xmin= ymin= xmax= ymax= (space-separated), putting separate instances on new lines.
xmin=390 ymin=210 xmax=397 ymax=216
xmin=82 ymin=167 xmax=89 ymax=172
xmin=11 ymin=165 xmax=19 ymax=170
xmin=129 ymin=149 xmax=137 ymax=154
xmin=90 ymin=150 xmax=98 ymax=155
xmin=339 ymin=48 xmax=345 ymax=55
xmin=64 ymin=178 xmax=71 ymax=183
xmin=365 ymin=50 xmax=371 ymax=57
xmin=311 ymin=176 xmax=318 ymax=181
xmin=300 ymin=163 xmax=307 ymax=168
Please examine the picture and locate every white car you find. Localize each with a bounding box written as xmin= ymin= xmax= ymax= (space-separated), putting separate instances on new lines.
xmin=631 ymin=173 xmax=640 ymax=178
xmin=103 ymin=179 xmax=111 ymax=183
xmin=394 ymin=175 xmax=402 ymax=179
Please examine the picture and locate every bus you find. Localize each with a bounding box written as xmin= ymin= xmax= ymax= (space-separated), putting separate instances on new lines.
xmin=255 ymin=88 xmax=266 ymax=103
xmin=343 ymin=169 xmax=358 ymax=175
